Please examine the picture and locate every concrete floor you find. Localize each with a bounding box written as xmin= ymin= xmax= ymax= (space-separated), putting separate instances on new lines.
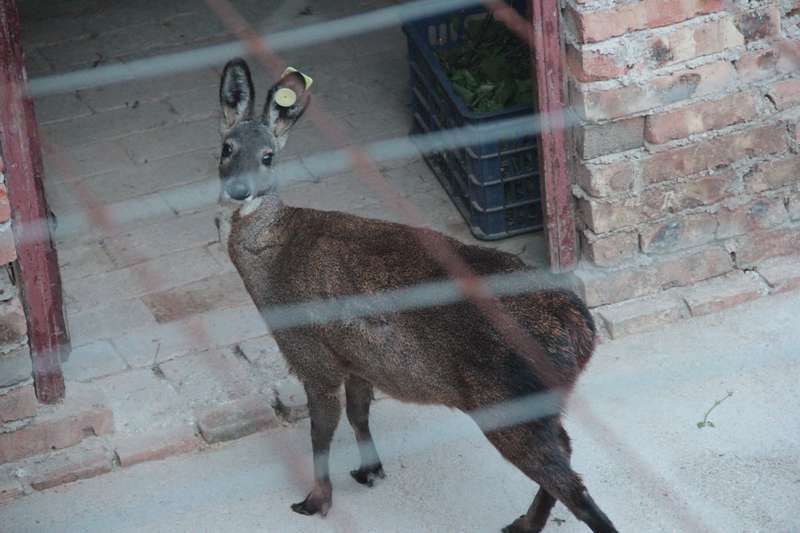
xmin=20 ymin=0 xmax=545 ymax=438
xmin=1 ymin=290 xmax=798 ymax=532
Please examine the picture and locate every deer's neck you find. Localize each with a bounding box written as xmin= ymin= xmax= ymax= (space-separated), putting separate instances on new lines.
xmin=225 ymin=192 xmax=290 ymax=267
xmin=238 ymin=193 xmax=284 ymax=226
xmin=223 ymin=193 xmax=293 ymax=309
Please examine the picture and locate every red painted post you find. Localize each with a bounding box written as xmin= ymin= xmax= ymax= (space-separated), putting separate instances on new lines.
xmin=0 ymin=0 xmax=70 ymax=403
xmin=529 ymin=0 xmax=577 ymax=272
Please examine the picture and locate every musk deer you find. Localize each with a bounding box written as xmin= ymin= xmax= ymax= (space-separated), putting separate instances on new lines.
xmin=216 ymin=58 xmax=617 ymax=533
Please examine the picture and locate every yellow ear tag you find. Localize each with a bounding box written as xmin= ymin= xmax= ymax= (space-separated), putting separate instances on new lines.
xmin=275 ymin=87 xmax=297 ymax=108
xmin=281 ymin=66 xmax=314 ymax=90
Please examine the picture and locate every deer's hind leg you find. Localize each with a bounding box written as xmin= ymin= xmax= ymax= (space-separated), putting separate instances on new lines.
xmin=485 ymin=418 xmax=617 ymax=533
xmin=345 ymin=374 xmax=386 ymax=486
xmin=501 ymin=425 xmax=569 ymax=532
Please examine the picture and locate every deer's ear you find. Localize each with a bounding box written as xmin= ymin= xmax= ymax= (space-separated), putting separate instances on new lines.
xmin=220 ymin=58 xmax=255 ymax=131
xmin=262 ymin=69 xmax=311 ymax=148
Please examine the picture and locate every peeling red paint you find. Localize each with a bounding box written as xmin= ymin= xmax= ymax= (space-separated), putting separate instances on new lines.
xmin=0 ymin=0 xmax=70 ymax=403
xmin=530 ymin=0 xmax=576 ymax=272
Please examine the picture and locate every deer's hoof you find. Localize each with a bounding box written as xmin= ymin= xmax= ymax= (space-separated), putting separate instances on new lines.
xmin=350 ymin=464 xmax=386 ymax=487
xmin=290 ymin=492 xmax=331 ymax=517
xmin=501 ymin=515 xmax=535 ymax=533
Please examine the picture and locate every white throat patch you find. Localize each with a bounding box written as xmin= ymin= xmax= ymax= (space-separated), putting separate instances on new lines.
xmin=239 ymin=196 xmax=263 ymax=216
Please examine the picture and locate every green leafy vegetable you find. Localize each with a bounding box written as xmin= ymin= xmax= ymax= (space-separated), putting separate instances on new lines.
xmin=435 ymin=13 xmax=533 ymax=113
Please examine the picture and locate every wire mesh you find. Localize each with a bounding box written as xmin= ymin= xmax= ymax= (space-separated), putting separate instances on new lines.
xmin=7 ymin=0 xmax=777 ymax=530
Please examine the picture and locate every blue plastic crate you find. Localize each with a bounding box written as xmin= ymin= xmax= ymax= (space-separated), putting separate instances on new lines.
xmin=403 ymin=1 xmax=543 ymax=240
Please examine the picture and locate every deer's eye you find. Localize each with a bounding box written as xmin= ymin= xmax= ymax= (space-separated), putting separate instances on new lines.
xmin=261 ymin=153 xmax=273 ymax=166
xmin=221 ymin=143 xmax=233 ymax=158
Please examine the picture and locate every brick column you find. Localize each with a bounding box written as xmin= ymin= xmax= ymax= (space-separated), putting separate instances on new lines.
xmin=563 ymin=0 xmax=799 ymax=307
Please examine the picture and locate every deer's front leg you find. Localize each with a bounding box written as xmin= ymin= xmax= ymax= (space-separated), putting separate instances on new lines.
xmin=291 ymin=383 xmax=342 ymax=517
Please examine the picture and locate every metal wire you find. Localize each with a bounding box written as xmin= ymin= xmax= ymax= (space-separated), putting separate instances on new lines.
xmin=13 ymin=1 xmax=750 ymax=530
xmin=38 ymin=111 xmax=564 ymax=244
xmin=27 ymin=0 xmax=486 ymax=97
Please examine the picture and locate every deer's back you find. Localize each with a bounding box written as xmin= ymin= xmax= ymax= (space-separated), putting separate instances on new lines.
xmin=264 ymin=208 xmax=526 ymax=298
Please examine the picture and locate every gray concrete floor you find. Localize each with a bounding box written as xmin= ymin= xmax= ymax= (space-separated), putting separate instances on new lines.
xmin=1 ymin=291 xmax=798 ymax=532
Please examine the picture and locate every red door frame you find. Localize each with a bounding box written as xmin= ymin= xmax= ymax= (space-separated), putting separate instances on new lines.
xmin=0 ymin=0 xmax=70 ymax=404
xmin=530 ymin=0 xmax=576 ymax=272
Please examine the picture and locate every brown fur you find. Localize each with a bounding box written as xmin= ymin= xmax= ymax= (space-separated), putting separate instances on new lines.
xmin=229 ymin=206 xmax=593 ymax=403
xmin=218 ymin=58 xmax=617 ymax=532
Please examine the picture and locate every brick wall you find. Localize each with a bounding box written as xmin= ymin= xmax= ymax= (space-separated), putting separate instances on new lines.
xmin=0 ymin=154 xmax=31 ymax=391
xmin=565 ymin=0 xmax=800 ymax=307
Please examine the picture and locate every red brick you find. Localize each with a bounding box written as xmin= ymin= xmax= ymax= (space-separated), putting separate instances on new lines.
xmin=158 ymin=348 xmax=258 ymax=408
xmin=0 ymin=346 xmax=32 ymax=389
xmin=640 ymin=172 xmax=733 ymax=219
xmin=735 ymin=40 xmax=800 ymax=83
xmin=24 ymin=438 xmax=114 ymax=491
xmin=733 ymin=227 xmax=800 ymax=267
xmin=0 ymin=473 xmax=23 ymax=504
xmin=788 ymin=191 xmax=800 ymax=221
xmin=0 ymin=297 xmax=27 ymax=346
xmin=0 ymin=185 xmax=10 ymax=223
xmin=573 ymin=84 xmax=649 ymax=122
xmin=196 ymin=394 xmax=277 ymax=444
xmin=582 ymin=229 xmax=639 ymax=267
xmin=597 ymin=292 xmax=688 ymax=338
xmin=716 ymin=198 xmax=788 ymax=239
xmin=687 ymin=15 xmax=744 ymax=54
xmin=576 ymin=160 xmax=636 ymax=197
xmin=576 ymin=117 xmax=644 ymax=159
xmin=0 ymin=387 xmax=112 ymax=464
xmin=0 ymin=224 xmax=16 ymax=265
xmin=566 ymin=43 xmax=628 ymax=82
xmin=681 ymin=271 xmax=766 ymax=316
xmin=569 ymin=0 xmax=723 ymax=43
xmin=644 ymin=16 xmax=743 ymax=68
xmin=112 ymin=426 xmax=202 ymax=468
xmin=575 ymin=246 xmax=732 ymax=307
xmin=578 ymin=197 xmax=639 ymax=233
xmin=646 ymin=245 xmax=732 ymax=288
xmin=0 ymin=385 xmax=37 ymax=423
xmin=644 ymin=92 xmax=759 ymax=144
xmin=678 ymin=173 xmax=734 ymax=207
xmin=648 ymin=60 xmax=736 ymax=104
xmin=757 ymin=255 xmax=800 ymax=294
xmin=768 ymin=79 xmax=800 ymax=111
xmin=236 ymin=334 xmax=284 ymax=367
xmin=745 ymin=156 xmax=800 ymax=193
xmin=577 ymin=60 xmax=736 ymax=120
xmin=735 ymin=4 xmax=781 ymax=43
xmin=639 ymin=212 xmax=718 ymax=254
xmin=590 ymin=309 xmax=610 ymax=343
xmin=643 ymin=124 xmax=789 ymax=184
xmin=141 ymin=271 xmax=249 ymax=324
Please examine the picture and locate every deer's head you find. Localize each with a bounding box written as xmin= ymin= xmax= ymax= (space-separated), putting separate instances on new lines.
xmin=218 ymin=58 xmax=311 ymax=203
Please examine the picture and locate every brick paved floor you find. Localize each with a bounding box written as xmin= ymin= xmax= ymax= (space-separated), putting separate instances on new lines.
xmin=21 ymin=0 xmax=546 ymax=438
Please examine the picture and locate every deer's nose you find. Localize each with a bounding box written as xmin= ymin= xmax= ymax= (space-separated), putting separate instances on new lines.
xmin=226 ymin=181 xmax=251 ymax=201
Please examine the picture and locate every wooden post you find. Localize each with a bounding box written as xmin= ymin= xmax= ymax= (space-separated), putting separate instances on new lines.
xmin=0 ymin=0 xmax=70 ymax=403
xmin=530 ymin=0 xmax=577 ymax=272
